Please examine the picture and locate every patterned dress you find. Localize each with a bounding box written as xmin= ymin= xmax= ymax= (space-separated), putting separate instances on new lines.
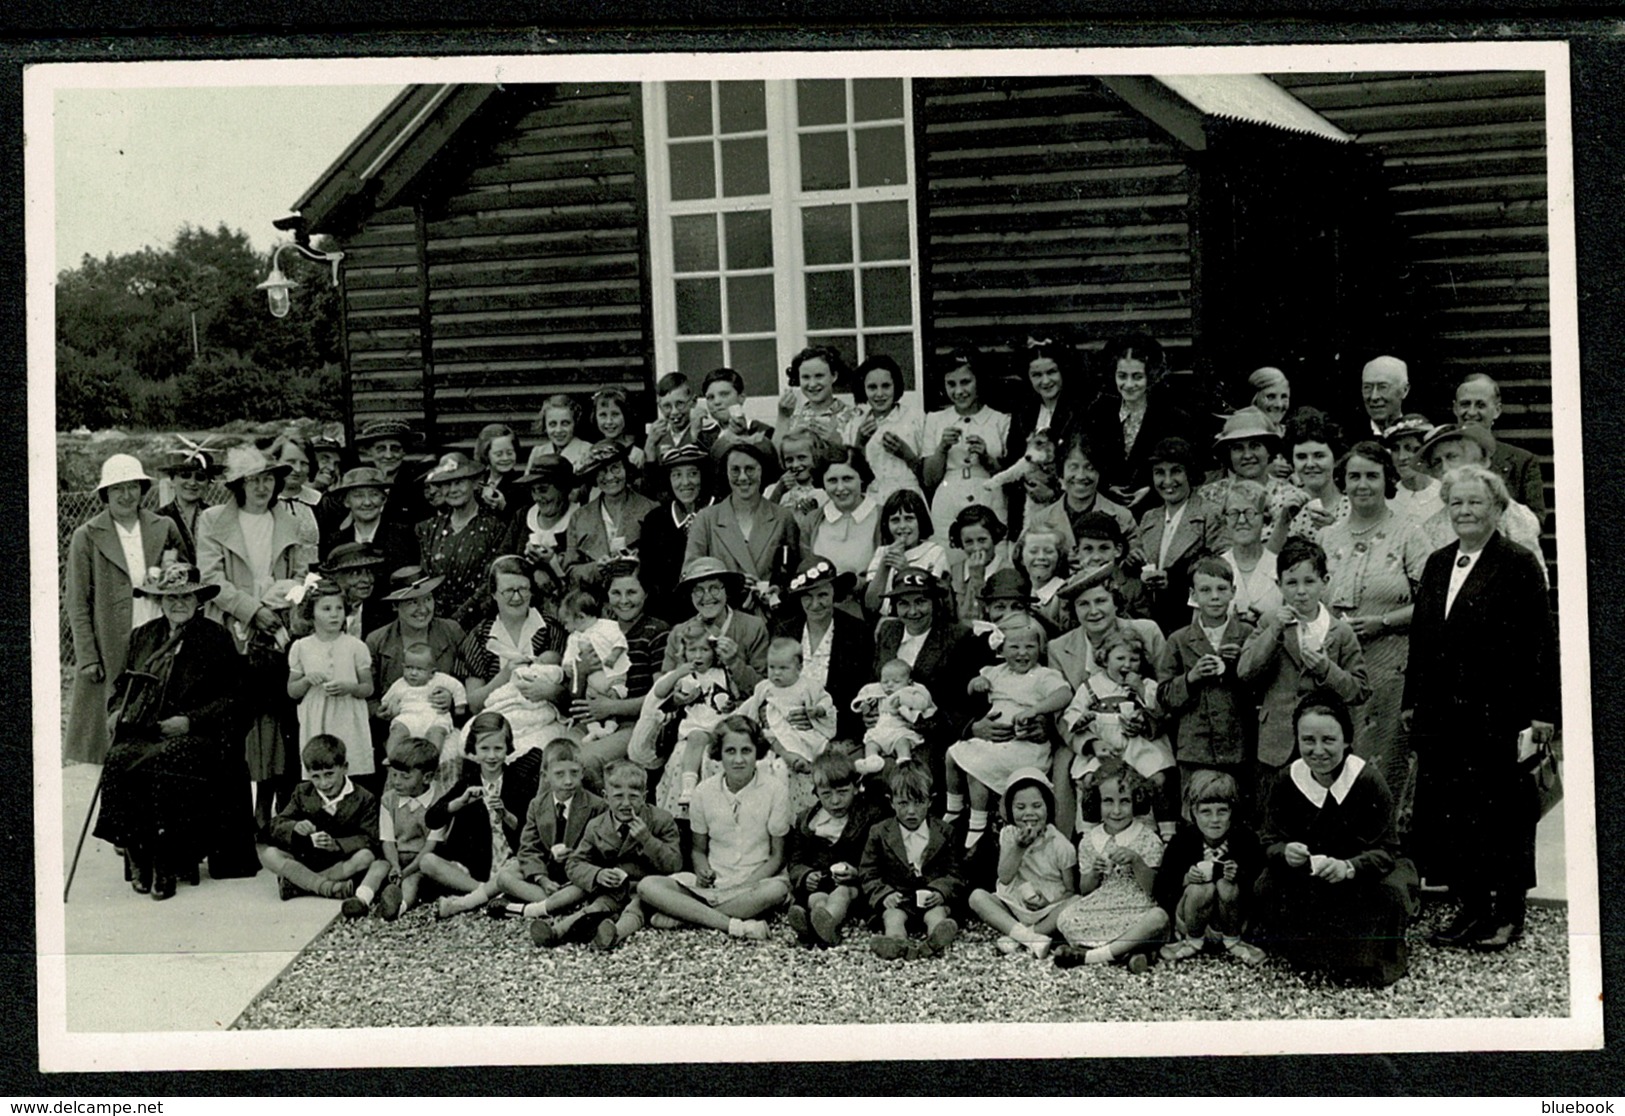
xmin=416 ymin=508 xmax=510 ymax=628
xmin=1056 ymin=818 xmax=1164 ymax=946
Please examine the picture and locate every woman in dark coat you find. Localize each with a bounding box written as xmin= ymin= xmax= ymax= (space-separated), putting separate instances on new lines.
xmin=93 ymin=563 xmax=255 ymax=899
xmin=871 ymin=567 xmax=995 ymax=809
xmin=1003 ymin=334 xmax=1089 ymax=538
xmin=772 ymin=557 xmax=874 ymax=745
xmin=1403 ymin=464 xmax=1558 ymax=952
xmin=1081 ymin=332 xmax=1195 ymax=514
xmin=636 ymin=444 xmax=713 ymax=622
xmin=1253 ymin=688 xmax=1419 ymax=986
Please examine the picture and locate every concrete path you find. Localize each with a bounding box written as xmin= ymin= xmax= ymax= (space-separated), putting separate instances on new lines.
xmin=57 ymin=763 xmax=338 ymax=1032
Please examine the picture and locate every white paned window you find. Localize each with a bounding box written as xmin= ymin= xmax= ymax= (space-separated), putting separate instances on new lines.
xmin=645 ymin=78 xmax=920 ymax=417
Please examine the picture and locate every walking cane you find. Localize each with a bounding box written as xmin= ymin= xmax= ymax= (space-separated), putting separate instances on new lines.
xmin=64 ymin=670 xmax=153 ymax=903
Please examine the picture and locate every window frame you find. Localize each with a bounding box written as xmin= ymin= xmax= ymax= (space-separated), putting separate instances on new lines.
xmin=643 ymin=78 xmax=922 ymax=420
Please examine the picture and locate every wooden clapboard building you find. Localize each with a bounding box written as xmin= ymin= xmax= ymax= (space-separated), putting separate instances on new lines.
xmin=287 ymin=69 xmax=1552 ymax=556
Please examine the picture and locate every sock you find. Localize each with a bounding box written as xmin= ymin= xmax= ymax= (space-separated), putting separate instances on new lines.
xmin=945 ymin=793 xmax=965 ymax=815
xmin=1085 ymin=945 xmax=1114 ymax=965
xmin=964 ymin=809 xmax=988 ymax=848
xmin=728 ymin=917 xmax=745 ymax=937
xmin=521 ymin=901 xmax=548 ymax=919
xmin=355 ymin=885 xmax=375 ymax=905
xmin=506 ymin=901 xmax=528 ymax=917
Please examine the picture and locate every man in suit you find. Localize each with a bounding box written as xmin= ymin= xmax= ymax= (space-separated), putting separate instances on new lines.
xmin=1359 ymin=355 xmax=1411 ymax=437
xmin=1403 ymin=464 xmax=1557 ymax=954
xmin=490 ymin=738 xmax=607 ymax=936
xmin=1452 ymin=373 xmax=1547 ymax=526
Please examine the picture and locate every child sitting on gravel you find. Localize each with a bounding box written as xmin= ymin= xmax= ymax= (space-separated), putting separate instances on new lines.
xmin=349 ymin=735 xmax=445 ymax=920
xmin=637 ymin=715 xmax=792 ymax=941
xmin=257 ymin=733 xmax=380 ymax=903
xmin=562 ymin=760 xmax=683 ymax=952
xmin=1151 ymin=769 xmax=1265 ymax=965
xmin=859 ymin=761 xmax=963 ymax=961
xmin=488 ymin=737 xmax=605 ymax=941
xmin=785 ymin=751 xmax=885 ymax=948
xmin=966 ymin=767 xmax=1076 ymax=959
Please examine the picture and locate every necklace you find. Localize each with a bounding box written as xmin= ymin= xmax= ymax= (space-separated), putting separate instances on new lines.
xmin=1346 ymin=509 xmax=1388 ymax=538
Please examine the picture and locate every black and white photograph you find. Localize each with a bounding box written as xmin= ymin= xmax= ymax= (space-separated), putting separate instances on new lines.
xmin=25 ymin=41 xmax=1602 ymax=1072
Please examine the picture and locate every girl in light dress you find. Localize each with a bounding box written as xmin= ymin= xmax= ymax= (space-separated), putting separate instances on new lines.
xmin=1051 ymin=758 xmax=1169 ymax=972
xmin=286 ymin=579 xmax=374 ymax=779
xmin=864 ymin=489 xmax=953 ymax=616
xmin=923 ymin=350 xmax=1011 ymax=540
xmin=1061 ymin=627 xmax=1178 ymax=836
xmin=966 ymin=767 xmax=1077 ymax=959
xmin=944 ymin=612 xmax=1073 ymax=850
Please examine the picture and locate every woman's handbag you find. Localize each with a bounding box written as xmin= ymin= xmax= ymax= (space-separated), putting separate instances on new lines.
xmin=1519 ymin=730 xmax=1564 ymax=820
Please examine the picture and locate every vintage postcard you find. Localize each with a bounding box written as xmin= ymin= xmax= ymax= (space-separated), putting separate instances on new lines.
xmin=27 ymin=40 xmax=1601 ymax=1072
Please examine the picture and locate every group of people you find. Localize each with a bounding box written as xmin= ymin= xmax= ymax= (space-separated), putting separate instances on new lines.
xmin=63 ymin=337 xmax=1559 ymax=989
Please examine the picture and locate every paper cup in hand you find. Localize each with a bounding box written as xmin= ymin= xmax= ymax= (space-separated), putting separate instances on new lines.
xmin=831 ymin=861 xmax=855 ymax=881
xmin=1309 ymin=854 xmax=1328 ymax=874
xmin=1194 ymin=860 xmax=1216 ymax=882
xmin=1118 ymin=701 xmax=1137 ymax=719
xmin=915 ymin=888 xmax=934 ymax=907
xmin=551 ymin=843 xmax=569 ymax=860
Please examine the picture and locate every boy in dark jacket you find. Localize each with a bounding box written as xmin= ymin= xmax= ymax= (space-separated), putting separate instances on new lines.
xmin=257 ymin=733 xmax=380 ymax=902
xmin=786 ymin=751 xmax=885 ymax=947
xmin=561 ymin=760 xmax=683 ymax=951
xmin=1152 ymin=769 xmax=1265 ymax=965
xmin=859 ymin=761 xmax=963 ymax=961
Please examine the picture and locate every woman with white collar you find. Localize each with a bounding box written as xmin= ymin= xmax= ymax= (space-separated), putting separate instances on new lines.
xmin=1252 ymin=689 xmax=1418 ymax=987
xmin=64 ymin=453 xmax=186 ymax=765
xmin=457 ymin=555 xmax=567 ymax=714
xmin=800 ymin=446 xmax=881 ymax=595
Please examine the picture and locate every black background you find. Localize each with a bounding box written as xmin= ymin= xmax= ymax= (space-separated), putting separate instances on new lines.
xmin=2 ymin=7 xmax=1620 ymax=1097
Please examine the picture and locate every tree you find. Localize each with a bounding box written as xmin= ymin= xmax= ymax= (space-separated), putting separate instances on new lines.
xmin=55 ymin=223 xmax=345 ymax=430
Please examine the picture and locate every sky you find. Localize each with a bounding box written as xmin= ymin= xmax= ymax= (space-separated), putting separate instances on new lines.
xmin=52 ymin=84 xmax=405 ymax=273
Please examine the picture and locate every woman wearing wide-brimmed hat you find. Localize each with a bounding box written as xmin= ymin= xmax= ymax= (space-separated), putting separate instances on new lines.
xmin=92 ymin=563 xmax=256 ymax=898
xmin=659 ymin=557 xmax=770 ymax=691
xmin=415 ymin=451 xmax=511 ymax=628
xmin=366 ymin=567 xmax=465 ymax=706
xmin=636 ymin=443 xmax=714 ymax=622
xmin=153 ymin=440 xmax=219 ymax=565
xmin=321 ymin=466 xmax=419 ymax=579
xmin=349 ymin=417 xmax=430 ymax=532
xmin=505 ymin=451 xmax=578 ymax=589
xmin=64 ymin=453 xmax=186 ymax=765
xmin=1195 ymin=407 xmax=1307 ymax=551
xmin=195 ymin=445 xmax=315 ymax=653
xmin=564 ymin=440 xmax=657 ymax=589
xmin=771 ymin=557 xmax=873 ymax=744
xmin=683 ymin=436 xmax=802 ymax=612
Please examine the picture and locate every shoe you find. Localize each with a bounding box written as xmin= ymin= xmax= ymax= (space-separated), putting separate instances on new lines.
xmin=927 ymin=917 xmax=959 ymax=953
xmin=903 ymin=940 xmax=936 ymax=961
xmin=1027 ymin=937 xmax=1052 ymax=961
xmin=1127 ymin=952 xmax=1151 ymax=975
xmin=1224 ymin=938 xmax=1267 ymax=966
xmin=128 ymin=849 xmax=153 ymax=895
xmin=592 ymin=917 xmax=621 ymax=953
xmin=996 ymin=935 xmax=1021 ymax=955
xmin=869 ymin=935 xmax=909 ymax=961
xmin=120 ymin=847 xmax=133 ymax=882
xmin=434 ymin=897 xmax=456 ymax=920
xmin=564 ymin=912 xmax=611 ymax=946
xmin=1051 ymin=944 xmax=1089 ymax=969
xmin=648 ymin=912 xmax=683 ymax=931
xmin=1428 ymin=905 xmax=1491 ymax=948
xmin=375 ymin=883 xmax=402 ymax=921
xmin=853 ymin=756 xmax=885 ymax=775
xmin=320 ymin=879 xmax=355 ymax=900
xmin=786 ymin=904 xmax=814 ymax=944
xmin=736 ymin=919 xmax=769 ymax=941
xmin=1468 ymin=921 xmax=1525 ymax=953
xmin=341 ymin=897 xmax=369 ymax=919
xmin=809 ymin=904 xmax=842 ymax=947
xmin=150 ymin=872 xmax=176 ymax=901
xmin=1160 ymin=938 xmax=1205 ymax=963
xmin=277 ymin=875 xmax=302 ymax=902
xmin=486 ymin=897 xmax=514 ymax=920
xmin=529 ymin=918 xmax=559 ymax=948
xmin=184 ymin=862 xmax=201 ymax=887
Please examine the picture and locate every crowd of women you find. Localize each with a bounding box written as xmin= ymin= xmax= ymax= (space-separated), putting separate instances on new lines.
xmin=63 ymin=334 xmax=1559 ymax=987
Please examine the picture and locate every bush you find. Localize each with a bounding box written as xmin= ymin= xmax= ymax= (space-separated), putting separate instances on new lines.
xmin=56 ymin=343 xmax=132 ymax=430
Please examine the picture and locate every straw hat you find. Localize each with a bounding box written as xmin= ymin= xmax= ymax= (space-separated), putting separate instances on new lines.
xmin=676 ymin=556 xmax=744 ymax=592
xmin=321 ymin=542 xmax=387 ymax=573
xmin=221 ymin=445 xmax=291 ymax=486
xmin=1416 ymin=423 xmax=1494 ymax=464
xmin=354 ymin=418 xmax=418 ymax=445
xmin=575 ymin=439 xmax=633 ymax=478
xmin=327 ymin=466 xmax=391 ymax=496
xmin=1213 ymin=407 xmax=1282 ymax=446
xmin=785 ymin=556 xmax=853 ymax=599
xmin=423 ymin=451 xmax=484 ymax=484
xmin=381 ymin=566 xmax=445 ymax=602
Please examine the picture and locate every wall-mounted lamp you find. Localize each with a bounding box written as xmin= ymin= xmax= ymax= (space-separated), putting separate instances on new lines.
xmin=257 ymin=241 xmax=345 ymax=319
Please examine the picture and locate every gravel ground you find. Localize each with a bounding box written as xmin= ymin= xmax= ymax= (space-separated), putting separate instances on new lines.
xmin=235 ymin=899 xmax=1569 ymax=1029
